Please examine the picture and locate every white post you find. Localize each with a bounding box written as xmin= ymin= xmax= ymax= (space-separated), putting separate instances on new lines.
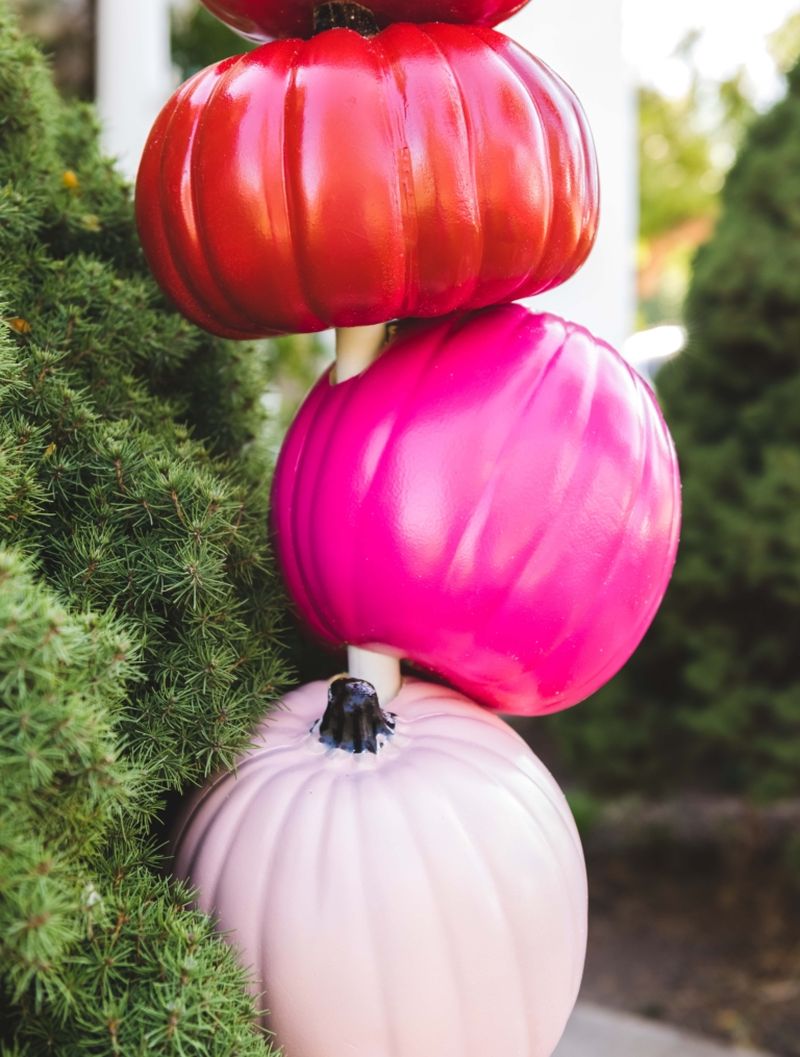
xmin=96 ymin=0 xmax=176 ymax=181
xmin=506 ymin=0 xmax=636 ymax=349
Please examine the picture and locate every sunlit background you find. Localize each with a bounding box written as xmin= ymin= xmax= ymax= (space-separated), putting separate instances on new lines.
xmin=8 ymin=1 xmax=800 ymax=1053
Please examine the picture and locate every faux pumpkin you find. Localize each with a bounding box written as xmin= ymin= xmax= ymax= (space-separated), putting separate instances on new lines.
xmin=173 ymin=676 xmax=587 ymax=1057
xmin=271 ymin=306 xmax=681 ymax=715
xmin=200 ymin=0 xmax=532 ymax=41
xmin=135 ymin=24 xmax=598 ymax=338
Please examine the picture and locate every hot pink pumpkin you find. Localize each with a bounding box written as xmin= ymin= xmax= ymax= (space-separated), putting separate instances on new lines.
xmin=173 ymin=676 xmax=587 ymax=1057
xmin=271 ymin=306 xmax=681 ymax=715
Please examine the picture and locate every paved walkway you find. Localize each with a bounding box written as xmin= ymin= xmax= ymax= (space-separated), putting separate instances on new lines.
xmin=554 ymin=1004 xmax=775 ymax=1057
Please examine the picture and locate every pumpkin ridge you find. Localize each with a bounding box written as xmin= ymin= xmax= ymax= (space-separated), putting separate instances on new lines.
xmin=181 ymin=757 xmax=314 ymax=898
xmin=274 ymin=383 xmax=337 ymax=641
xmin=525 ymin=336 xmax=648 ymax=676
xmin=541 ymin=348 xmax=650 ymax=668
xmin=250 ymin=39 xmax=322 ymax=333
xmin=155 ymin=70 xmax=245 ymax=335
xmin=406 ymin=746 xmax=543 ymax=1054
xmin=551 ymin=367 xmax=680 ymax=702
xmin=486 ymin=38 xmax=558 ymax=298
xmin=281 ymin=372 xmax=353 ymax=642
xmin=389 ymin=758 xmax=475 ymax=1053
xmin=303 ymin=366 xmax=371 ymax=639
xmin=546 ymin=62 xmax=599 ymax=286
xmin=190 ymin=54 xmax=269 ymax=331
xmin=178 ymin=740 xmax=306 ymax=847
xmin=557 ymin=72 xmax=601 ymax=285
xmin=413 ymin=732 xmax=585 ymax=872
xmin=352 ymin=775 xmax=406 ymax=1057
xmin=413 ymin=739 xmax=587 ymax=1004
xmin=289 ymin=32 xmax=332 ymax=325
xmin=439 ymin=317 xmax=571 ymax=667
xmin=344 ymin=316 xmax=463 ymax=643
xmin=415 ymin=24 xmax=485 ymax=308
xmin=371 ymin=28 xmax=419 ymax=320
xmin=381 ymin=22 xmax=479 ymax=316
xmin=280 ymin=38 xmax=320 ymax=329
xmin=438 ymin=311 xmax=566 ymax=602
xmin=192 ymin=53 xmax=266 ymax=325
xmin=249 ymin=765 xmax=332 ymax=1003
xmin=468 ymin=326 xmax=601 ymax=705
xmin=138 ymin=75 xmax=227 ymax=336
xmin=485 ymin=36 xmax=597 ymax=293
xmin=522 ymin=51 xmax=586 ymax=287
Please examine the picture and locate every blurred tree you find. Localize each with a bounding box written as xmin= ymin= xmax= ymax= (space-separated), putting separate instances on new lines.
xmin=0 ymin=4 xmax=290 ymax=1049
xmin=171 ymin=0 xmax=254 ymax=77
xmin=638 ymin=34 xmax=755 ymax=325
xmin=551 ymin=59 xmax=800 ymax=801
xmin=8 ymin=0 xmax=94 ymax=96
xmin=769 ymin=10 xmax=800 ymax=76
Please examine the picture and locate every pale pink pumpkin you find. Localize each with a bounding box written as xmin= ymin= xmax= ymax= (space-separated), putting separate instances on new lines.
xmin=271 ymin=305 xmax=681 ymax=715
xmin=172 ymin=677 xmax=587 ymax=1057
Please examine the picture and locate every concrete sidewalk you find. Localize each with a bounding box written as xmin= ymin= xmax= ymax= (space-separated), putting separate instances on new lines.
xmin=555 ymin=1003 xmax=775 ymax=1057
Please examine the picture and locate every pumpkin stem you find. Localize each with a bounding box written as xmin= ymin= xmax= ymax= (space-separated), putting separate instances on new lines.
xmin=313 ymin=2 xmax=380 ymax=35
xmin=320 ymin=676 xmax=396 ymax=754
xmin=333 ymin=323 xmax=387 ymax=383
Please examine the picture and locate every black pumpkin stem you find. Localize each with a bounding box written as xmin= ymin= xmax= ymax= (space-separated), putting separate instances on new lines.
xmin=313 ymin=2 xmax=380 ymax=36
xmin=319 ymin=677 xmax=395 ymax=754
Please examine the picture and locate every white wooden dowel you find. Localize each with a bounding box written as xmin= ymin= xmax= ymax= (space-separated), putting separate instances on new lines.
xmin=347 ymin=646 xmax=402 ymax=707
xmin=333 ymin=324 xmax=387 ymax=383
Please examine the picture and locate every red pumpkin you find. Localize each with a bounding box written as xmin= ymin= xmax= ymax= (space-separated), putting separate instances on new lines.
xmin=135 ymin=24 xmax=598 ymax=338
xmin=200 ymin=0 xmax=532 ymax=41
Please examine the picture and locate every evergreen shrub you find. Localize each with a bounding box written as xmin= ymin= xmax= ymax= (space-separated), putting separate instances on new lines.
xmin=0 ymin=4 xmax=289 ymax=1051
xmin=551 ymin=63 xmax=800 ymax=801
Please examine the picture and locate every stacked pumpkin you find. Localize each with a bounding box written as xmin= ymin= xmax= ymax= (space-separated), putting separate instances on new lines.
xmin=136 ymin=2 xmax=681 ymax=1055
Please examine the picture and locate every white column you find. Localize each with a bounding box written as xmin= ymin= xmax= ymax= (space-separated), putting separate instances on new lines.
xmin=505 ymin=0 xmax=636 ymax=349
xmin=96 ymin=0 xmax=177 ymax=181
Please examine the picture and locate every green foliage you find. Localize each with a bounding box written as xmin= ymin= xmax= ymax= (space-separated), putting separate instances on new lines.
xmin=639 ymin=43 xmax=755 ymax=246
xmin=769 ymin=10 xmax=800 ymax=77
xmin=550 ymin=61 xmax=800 ymax=801
xmin=564 ymin=788 xmax=604 ymax=839
xmin=637 ymin=34 xmax=757 ymax=326
xmin=171 ymin=3 xmax=255 ymax=79
xmin=0 ymin=4 xmax=289 ymax=1051
xmin=639 ymin=85 xmax=720 ymax=244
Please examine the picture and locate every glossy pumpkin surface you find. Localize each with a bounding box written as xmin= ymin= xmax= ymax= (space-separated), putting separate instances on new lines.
xmin=135 ymin=24 xmax=598 ymax=338
xmin=201 ymin=0 xmax=531 ymax=41
xmin=173 ymin=677 xmax=587 ymax=1057
xmin=271 ymin=306 xmax=681 ymax=715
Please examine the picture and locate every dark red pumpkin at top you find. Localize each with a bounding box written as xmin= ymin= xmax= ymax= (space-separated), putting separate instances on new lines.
xmin=201 ymin=0 xmax=531 ymax=40
xmin=136 ymin=23 xmax=598 ymax=338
